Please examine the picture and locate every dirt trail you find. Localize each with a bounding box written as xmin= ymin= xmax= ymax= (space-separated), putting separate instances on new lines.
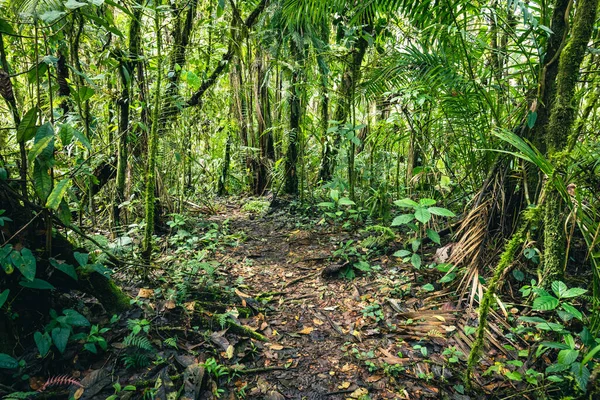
xmin=208 ymin=206 xmax=453 ymax=399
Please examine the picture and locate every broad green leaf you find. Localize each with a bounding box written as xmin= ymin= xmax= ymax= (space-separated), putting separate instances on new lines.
xmin=422 ymin=283 xmax=434 ymax=291
xmin=72 ymin=129 xmax=92 ymax=150
xmin=411 ymin=253 xmax=422 ymax=269
xmin=59 ymin=124 xmax=74 ymax=145
xmin=338 ymin=197 xmax=355 ymax=206
xmin=438 ymin=273 xmax=456 ymax=283
xmin=84 ymin=343 xmax=97 ymax=354
xmin=34 ymin=332 xmax=52 ymax=357
xmin=46 ymin=179 xmax=70 ymax=210
xmin=65 ymin=0 xmax=87 ymax=9
xmin=33 ymin=160 xmax=53 ymax=202
xmin=0 ymin=353 xmax=19 ymax=369
xmin=28 ymin=136 xmax=53 ymax=164
xmin=11 ymin=249 xmax=36 ymax=282
xmin=393 ymin=250 xmax=411 ymax=258
xmin=551 ymin=281 xmax=568 ymax=298
xmin=16 ymin=107 xmax=39 ymax=142
xmin=505 ymin=371 xmax=522 ymax=381
xmin=394 ymin=198 xmax=418 ymax=208
xmin=532 ymin=296 xmax=559 ymax=311
xmin=50 ymin=259 xmax=78 ymax=280
xmin=317 ymin=201 xmax=335 ymax=209
xmin=512 ymin=269 xmax=525 ymax=281
xmin=63 ymin=309 xmax=90 ymax=327
xmin=20 ymin=278 xmax=55 ymax=290
xmin=414 ymin=207 xmax=431 ymax=224
xmin=28 ymin=62 xmax=48 ymax=83
xmin=411 ymin=239 xmax=421 ymax=252
xmin=426 ymin=228 xmax=440 ymax=244
xmin=571 ymin=363 xmax=590 ymax=390
xmin=561 ymin=303 xmax=583 ymax=321
xmin=74 ymin=252 xmax=89 ymax=267
xmin=76 ymin=86 xmax=95 ymax=102
xmin=51 ymin=327 xmax=70 ymax=353
xmin=0 ymin=289 xmax=9 ymax=309
xmin=391 ymin=214 xmax=414 ymax=226
xmin=0 ymin=19 xmax=16 ymax=35
xmin=57 ymin=199 xmax=72 ymax=226
xmin=32 ymin=123 xmax=55 ymax=162
xmin=419 ymin=198 xmax=436 ymax=206
xmin=428 ymin=207 xmax=456 ymax=217
xmin=557 ymin=349 xmax=579 ymax=365
xmin=40 ymin=10 xmax=66 ymax=23
xmin=562 ymin=288 xmax=587 ymax=298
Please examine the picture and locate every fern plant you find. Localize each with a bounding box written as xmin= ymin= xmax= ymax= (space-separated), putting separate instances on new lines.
xmin=121 ymin=334 xmax=153 ymax=370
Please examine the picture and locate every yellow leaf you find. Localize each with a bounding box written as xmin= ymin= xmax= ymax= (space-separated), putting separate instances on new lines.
xmin=298 ymin=326 xmax=314 ymax=335
xmin=73 ymin=387 xmax=85 ymax=400
xmin=338 ymin=381 xmax=351 ymax=389
xmin=433 ymin=315 xmax=446 ymax=322
xmin=225 ymin=345 xmax=234 ymax=359
xmin=269 ymin=344 xmax=284 ymax=350
xmin=313 ymin=318 xmax=324 ymax=326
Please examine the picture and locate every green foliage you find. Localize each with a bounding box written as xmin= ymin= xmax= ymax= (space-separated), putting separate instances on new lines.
xmin=391 ymin=197 xmax=454 ymax=270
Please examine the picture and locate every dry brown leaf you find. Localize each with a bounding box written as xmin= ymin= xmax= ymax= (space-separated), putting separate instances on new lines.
xmin=298 ymin=326 xmax=314 ymax=335
xmin=338 ymin=381 xmax=351 ymax=389
xmin=138 ymin=288 xmax=153 ymax=298
xmin=184 ymin=301 xmax=195 ymax=311
xmin=313 ymin=318 xmax=324 ymax=326
xmin=366 ymin=374 xmax=383 ymax=383
xmin=164 ymin=300 xmax=176 ymax=310
xmin=341 ymin=363 xmax=356 ymax=372
xmin=379 ymin=348 xmax=405 ymax=365
xmin=269 ymin=344 xmax=284 ymax=350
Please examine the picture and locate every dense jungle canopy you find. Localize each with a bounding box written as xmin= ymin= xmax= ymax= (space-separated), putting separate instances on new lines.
xmin=1 ymin=0 xmax=600 ymax=398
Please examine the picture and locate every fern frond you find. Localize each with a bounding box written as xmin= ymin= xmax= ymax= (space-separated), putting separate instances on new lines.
xmin=123 ymin=334 xmax=153 ymax=351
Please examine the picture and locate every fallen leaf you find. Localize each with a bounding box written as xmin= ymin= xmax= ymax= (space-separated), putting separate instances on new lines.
xmin=184 ymin=301 xmax=195 ymax=311
xmin=348 ymin=387 xmax=368 ymax=398
xmin=366 ymin=374 xmax=383 ymax=383
xmin=313 ymin=318 xmax=324 ymax=326
xmin=338 ymin=381 xmax=351 ymax=389
xmin=73 ymin=387 xmax=84 ymax=399
xmin=164 ymin=300 xmax=176 ymax=310
xmin=137 ymin=288 xmax=153 ymax=298
xmin=269 ymin=344 xmax=284 ymax=350
xmin=433 ymin=315 xmax=446 ymax=322
xmin=225 ymin=345 xmax=234 ymax=359
xmin=298 ymin=326 xmax=314 ymax=335
xmin=379 ymin=348 xmax=405 ymax=365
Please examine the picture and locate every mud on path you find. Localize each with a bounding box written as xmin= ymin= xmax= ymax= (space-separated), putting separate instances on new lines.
xmin=205 ymin=204 xmax=487 ymax=399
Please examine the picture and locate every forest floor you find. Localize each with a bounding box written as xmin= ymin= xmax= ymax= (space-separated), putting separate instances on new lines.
xmin=3 ymin=200 xmax=523 ymax=400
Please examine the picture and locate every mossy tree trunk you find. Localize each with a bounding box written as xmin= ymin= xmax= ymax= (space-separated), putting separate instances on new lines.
xmin=542 ymin=0 xmax=598 ymax=283
xmin=142 ymin=0 xmax=164 ymax=261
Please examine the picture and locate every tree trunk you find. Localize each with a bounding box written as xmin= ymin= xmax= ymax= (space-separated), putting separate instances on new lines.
xmin=142 ymin=0 xmax=164 ymax=261
xmin=542 ymin=0 xmax=598 ymax=283
xmin=285 ymin=39 xmax=302 ymax=195
xmin=319 ymin=23 xmax=372 ymax=182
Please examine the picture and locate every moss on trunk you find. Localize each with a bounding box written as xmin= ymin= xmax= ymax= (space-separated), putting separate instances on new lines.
xmin=542 ymin=0 xmax=598 ymax=282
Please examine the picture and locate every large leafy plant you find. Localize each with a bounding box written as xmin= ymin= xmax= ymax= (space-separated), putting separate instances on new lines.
xmin=391 ymin=198 xmax=455 ymax=269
